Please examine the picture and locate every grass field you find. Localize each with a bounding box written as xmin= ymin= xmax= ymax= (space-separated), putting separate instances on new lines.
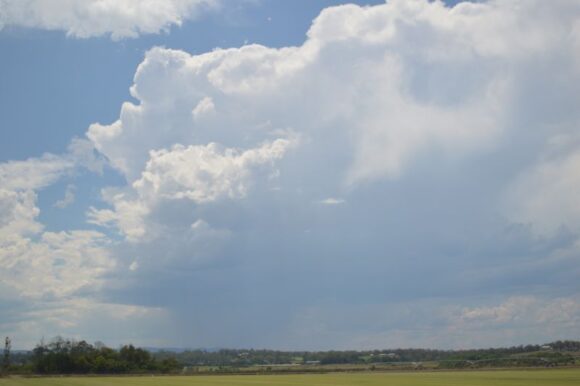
xmin=1 ymin=369 xmax=580 ymax=386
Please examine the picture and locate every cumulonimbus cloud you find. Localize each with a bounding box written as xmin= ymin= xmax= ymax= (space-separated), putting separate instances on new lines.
xmin=87 ymin=0 xmax=580 ymax=242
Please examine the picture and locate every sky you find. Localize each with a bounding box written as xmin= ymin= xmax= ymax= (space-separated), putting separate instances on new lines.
xmin=1 ymin=0 xmax=580 ymax=351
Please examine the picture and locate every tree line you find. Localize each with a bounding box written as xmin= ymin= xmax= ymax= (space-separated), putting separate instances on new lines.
xmin=1 ymin=337 xmax=579 ymax=375
xmin=3 ymin=337 xmax=178 ymax=375
xmin=157 ymin=341 xmax=580 ymax=367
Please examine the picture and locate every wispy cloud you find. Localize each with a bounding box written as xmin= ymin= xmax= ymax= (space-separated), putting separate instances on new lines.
xmin=54 ymin=184 xmax=76 ymax=209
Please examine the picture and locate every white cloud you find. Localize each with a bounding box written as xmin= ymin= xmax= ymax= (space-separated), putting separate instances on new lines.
xmin=0 ymin=155 xmax=114 ymax=300
xmin=0 ymin=230 xmax=115 ymax=300
xmin=88 ymin=138 xmax=294 ymax=241
xmin=458 ymin=296 xmax=580 ymax=332
xmin=135 ymin=139 xmax=295 ymax=203
xmin=54 ymin=184 xmax=76 ymax=209
xmin=0 ymin=137 xmax=105 ymax=240
xmin=0 ymin=142 xmax=118 ymax=346
xmin=0 ymin=153 xmax=74 ymax=192
xmin=0 ymin=0 xmax=218 ymax=40
xmin=192 ymin=96 xmax=215 ymax=119
xmin=87 ymin=191 xmax=149 ymax=241
xmin=67 ymin=137 xmax=107 ymax=174
xmin=505 ymin=132 xmax=580 ymax=235
xmin=460 ymin=296 xmax=537 ymax=325
xmin=0 ymin=189 xmax=42 ymax=237
xmin=0 ymin=151 xmax=78 ymax=240
xmin=0 ymin=138 xmax=104 ymax=194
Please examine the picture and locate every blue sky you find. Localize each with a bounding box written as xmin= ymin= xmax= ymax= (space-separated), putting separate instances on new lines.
xmin=1 ymin=0 xmax=580 ymax=350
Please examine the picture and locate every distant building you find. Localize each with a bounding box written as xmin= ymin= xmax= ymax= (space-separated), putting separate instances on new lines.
xmin=379 ymin=353 xmax=398 ymax=359
xmin=412 ymin=362 xmax=423 ymax=370
xmin=182 ymin=366 xmax=198 ymax=374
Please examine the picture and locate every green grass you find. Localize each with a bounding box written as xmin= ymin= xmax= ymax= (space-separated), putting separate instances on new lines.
xmin=1 ymin=369 xmax=580 ymax=386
